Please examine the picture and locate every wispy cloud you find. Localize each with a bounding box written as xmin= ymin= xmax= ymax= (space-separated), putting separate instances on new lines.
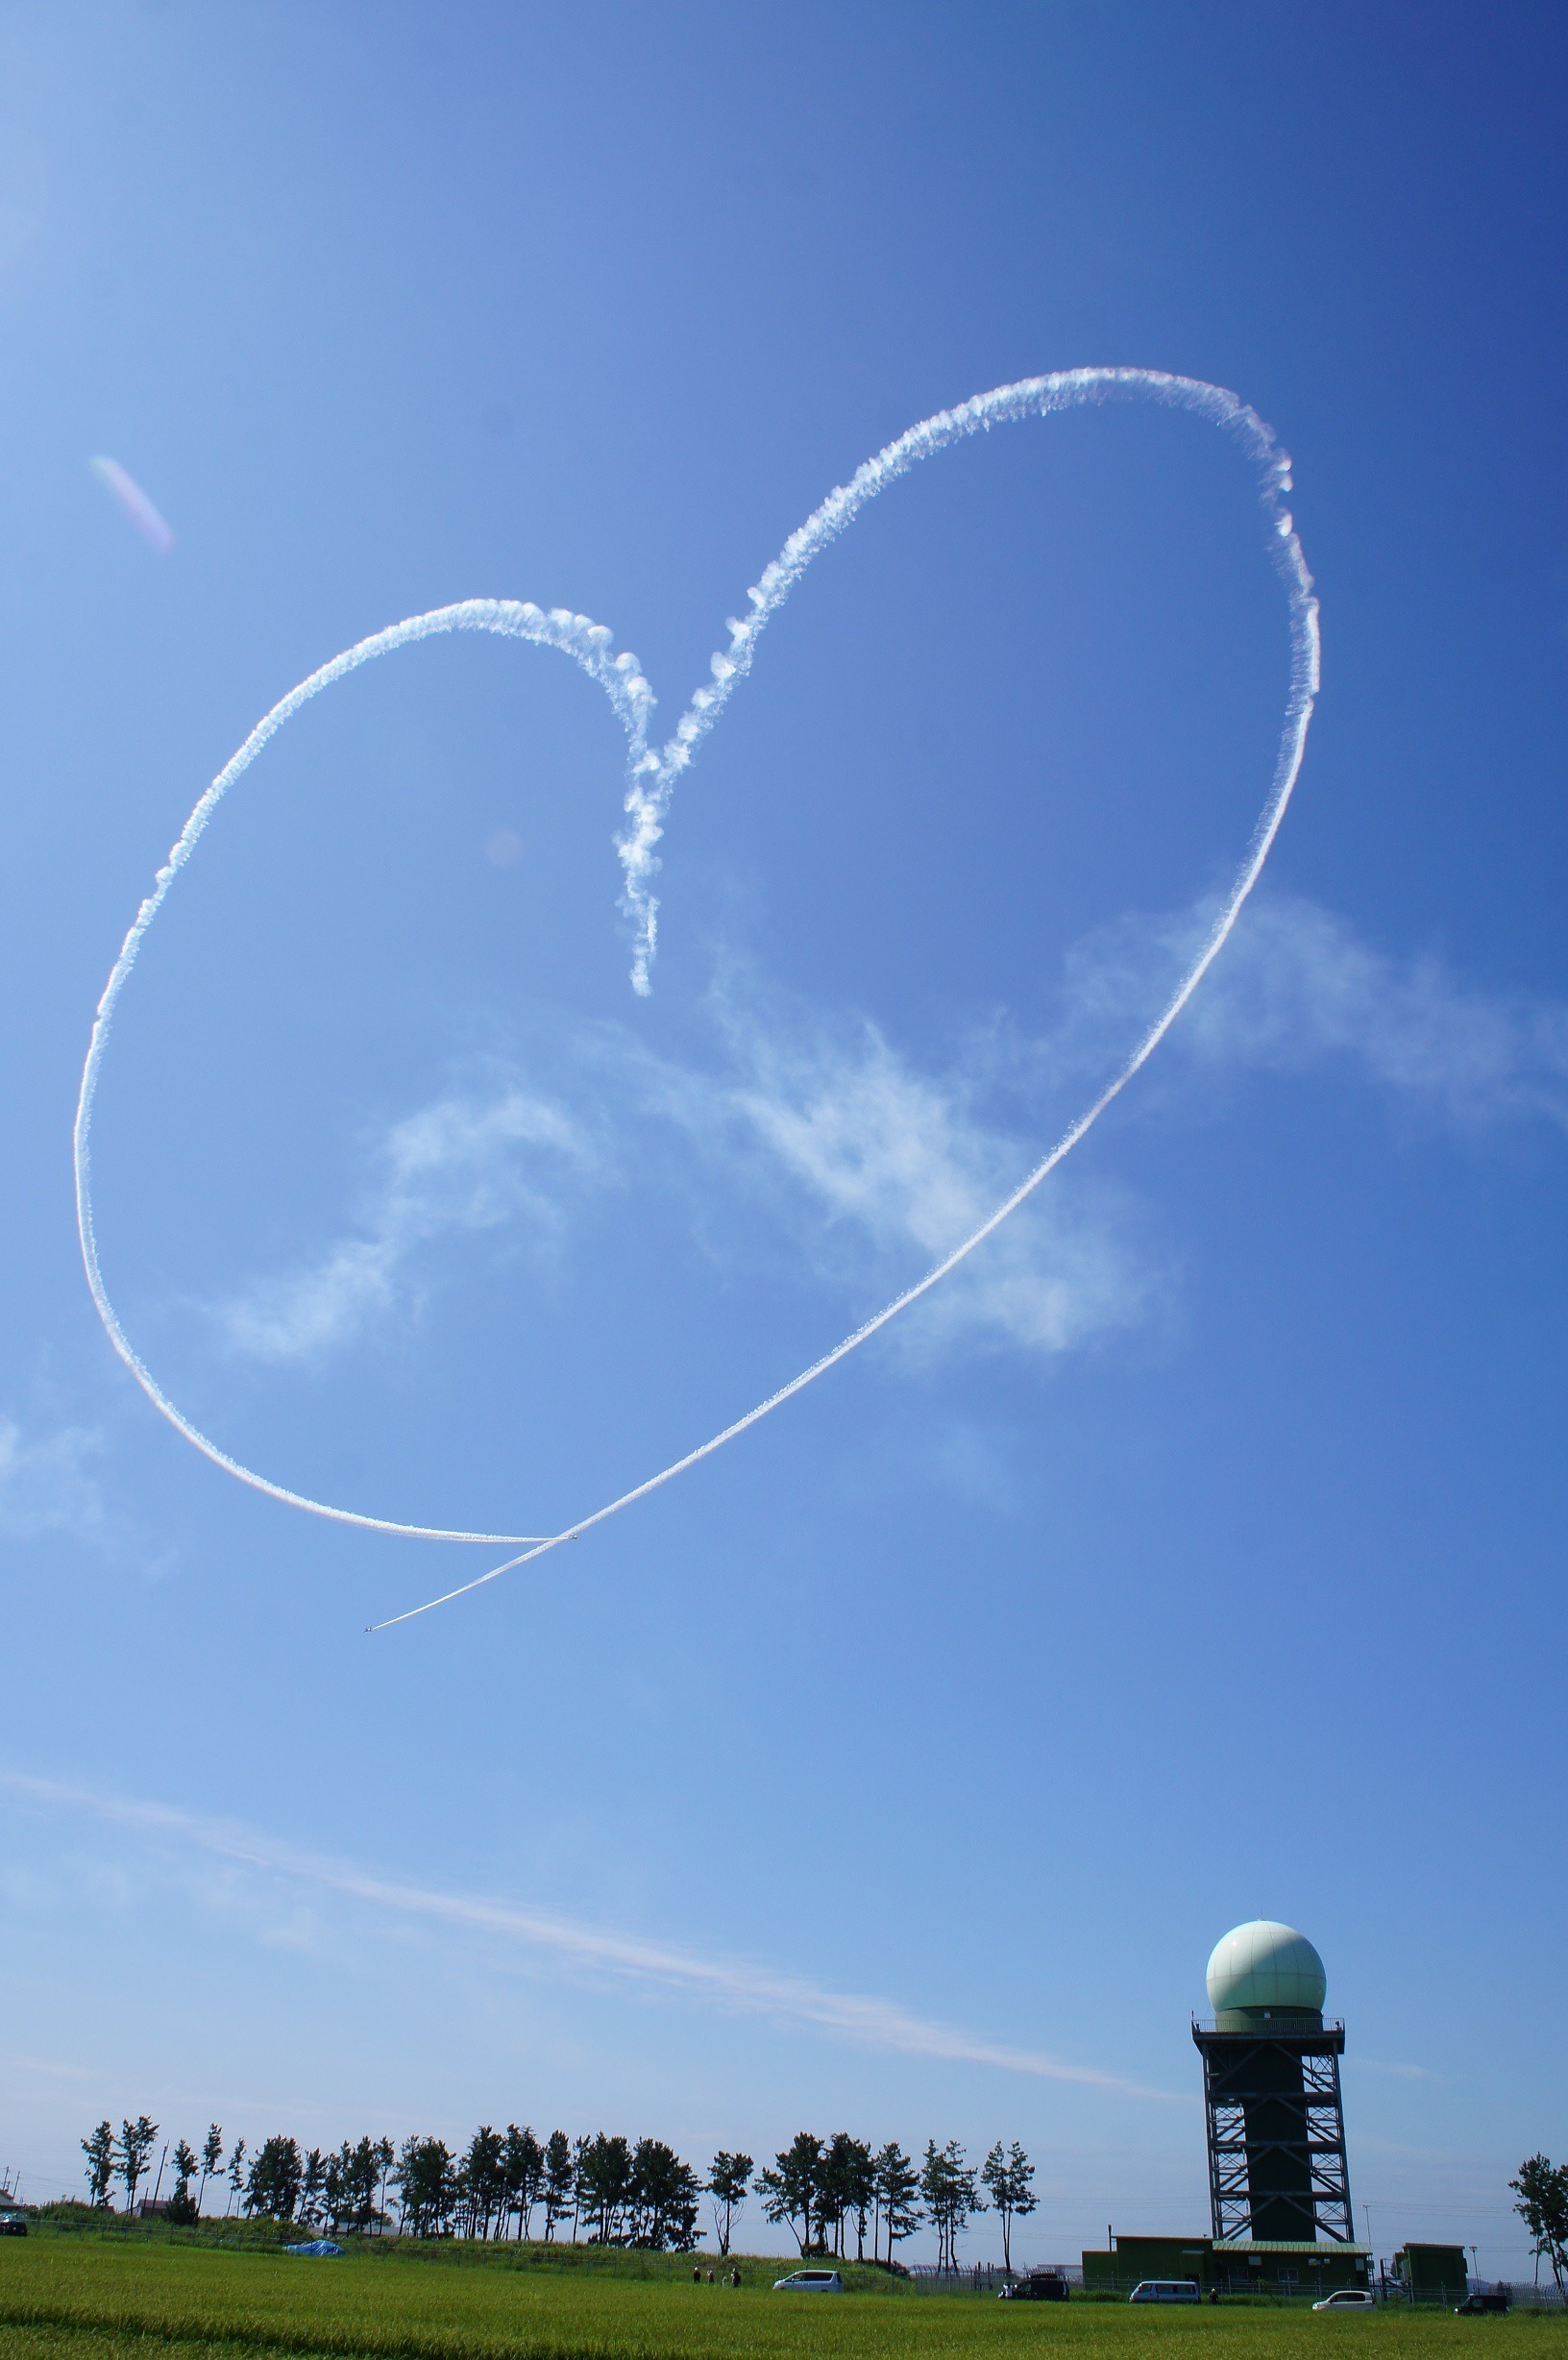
xmin=0 ymin=1771 xmax=1174 ymax=2102
xmin=702 ymin=997 xmax=1159 ymax=1363
xmin=1188 ymin=895 xmax=1568 ymax=1128
xmin=1063 ymin=890 xmax=1568 ymax=1134
xmin=211 ymin=1008 xmax=1156 ymax=1378
xmin=206 ymin=894 xmax=1567 ymax=1385
xmin=0 ymin=1417 xmax=108 ymax=1543
xmin=214 ymin=1081 xmax=595 ymax=1364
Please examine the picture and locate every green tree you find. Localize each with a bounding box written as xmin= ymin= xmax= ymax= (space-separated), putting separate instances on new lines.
xmin=758 ymin=2132 xmax=823 ymax=2257
xmin=1511 ymin=2155 xmax=1568 ymax=2299
xmin=166 ymin=2139 xmax=200 ymax=2225
xmin=116 ymin=2116 xmax=159 ymax=2216
xmin=817 ymin=2133 xmax=849 ymax=2257
xmin=226 ymin=2139 xmax=247 ymax=2218
xmin=706 ymin=2151 xmax=752 ymax=2257
xmin=571 ymin=2135 xmax=591 ymax=2243
xmin=392 ymin=2137 xmax=454 ymax=2237
xmin=821 ymin=2135 xmax=874 ymax=2262
xmin=81 ymin=2122 xmax=115 ymax=2209
xmin=628 ymin=2139 xmax=701 ymax=2250
xmin=246 ymin=2135 xmax=303 ymax=2222
xmin=981 ymin=2141 xmax=1037 ymax=2274
xmin=872 ymin=2141 xmax=921 ymax=2267
xmin=342 ymin=2136 xmax=385 ymax=2232
xmin=919 ymin=2139 xmax=983 ymax=2274
xmin=542 ymin=2132 xmax=574 ymax=2243
xmin=577 ymin=2132 xmax=634 ymax=2243
xmin=503 ymin=2125 xmax=544 ymax=2240
xmin=197 ymin=2126 xmax=224 ymax=2218
xmin=300 ymin=2149 xmax=326 ymax=2229
xmin=458 ymin=2126 xmax=505 ymax=2239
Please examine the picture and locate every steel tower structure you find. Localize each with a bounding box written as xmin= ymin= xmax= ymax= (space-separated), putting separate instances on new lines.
xmin=1192 ymin=1921 xmax=1355 ymax=2246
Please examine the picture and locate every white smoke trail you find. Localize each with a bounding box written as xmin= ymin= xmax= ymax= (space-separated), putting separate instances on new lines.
xmin=614 ymin=367 xmax=1313 ymax=994
xmin=74 ymin=601 xmax=652 ymax=1544
xmin=372 ymin=373 xmax=1318 ymax=1625
xmin=75 ymin=371 xmax=1317 ymax=1600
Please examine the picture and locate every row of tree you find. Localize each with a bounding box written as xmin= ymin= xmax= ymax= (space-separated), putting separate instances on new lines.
xmin=754 ymin=2132 xmax=1036 ymax=2271
xmin=80 ymin=2119 xmax=1037 ymax=2266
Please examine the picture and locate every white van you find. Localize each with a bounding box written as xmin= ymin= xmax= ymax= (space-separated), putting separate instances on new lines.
xmin=1129 ymin=2279 xmax=1201 ymax=2303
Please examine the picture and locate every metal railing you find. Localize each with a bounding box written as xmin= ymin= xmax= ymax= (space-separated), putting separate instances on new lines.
xmin=1192 ymin=2019 xmax=1345 ymax=2037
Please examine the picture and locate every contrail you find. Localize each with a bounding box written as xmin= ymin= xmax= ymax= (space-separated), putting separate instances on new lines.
xmin=75 ymin=602 xmax=651 ymax=1545
xmin=613 ymin=369 xmax=1316 ymax=1000
xmin=0 ymin=1770 xmax=1178 ymax=2100
xmin=75 ymin=370 xmax=1317 ymax=1600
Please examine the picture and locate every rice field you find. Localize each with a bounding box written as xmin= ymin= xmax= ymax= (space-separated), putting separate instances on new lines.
xmin=1 ymin=2238 xmax=1563 ymax=2360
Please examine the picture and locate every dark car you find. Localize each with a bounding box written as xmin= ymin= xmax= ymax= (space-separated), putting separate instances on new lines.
xmin=1455 ymin=2294 xmax=1509 ymax=2315
xmin=1000 ymin=2272 xmax=1069 ymax=2301
xmin=0 ymin=2207 xmax=28 ymax=2238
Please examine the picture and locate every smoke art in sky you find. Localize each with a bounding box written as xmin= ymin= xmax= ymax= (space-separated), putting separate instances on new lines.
xmin=73 ymin=369 xmax=1320 ymax=1626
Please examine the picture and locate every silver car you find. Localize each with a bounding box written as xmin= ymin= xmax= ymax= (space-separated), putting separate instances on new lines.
xmin=773 ymin=2269 xmax=844 ymax=2292
xmin=1312 ymin=2290 xmax=1377 ymax=2311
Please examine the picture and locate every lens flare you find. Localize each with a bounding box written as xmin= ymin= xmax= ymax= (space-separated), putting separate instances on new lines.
xmin=89 ymin=455 xmax=174 ymax=554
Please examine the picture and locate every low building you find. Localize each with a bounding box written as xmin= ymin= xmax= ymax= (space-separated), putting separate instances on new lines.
xmin=1392 ymin=2245 xmax=1470 ymax=2306
xmin=1082 ymin=2233 xmax=1370 ymax=2299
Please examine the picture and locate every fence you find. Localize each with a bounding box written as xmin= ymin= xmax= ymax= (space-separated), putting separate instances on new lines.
xmin=904 ymin=2264 xmax=1081 ymax=2297
xmin=792 ymin=2257 xmax=1565 ymax=2309
xmin=1470 ymin=2283 xmax=1567 ymax=2313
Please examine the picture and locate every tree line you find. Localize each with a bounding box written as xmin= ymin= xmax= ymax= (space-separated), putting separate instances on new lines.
xmin=79 ymin=2117 xmax=1037 ymax=2267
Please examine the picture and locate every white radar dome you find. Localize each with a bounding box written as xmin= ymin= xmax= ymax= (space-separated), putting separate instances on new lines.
xmin=1206 ymin=1921 xmax=1327 ymax=2018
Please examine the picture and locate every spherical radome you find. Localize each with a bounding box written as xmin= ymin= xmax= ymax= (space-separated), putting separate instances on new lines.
xmin=1206 ymin=1921 xmax=1327 ymax=2016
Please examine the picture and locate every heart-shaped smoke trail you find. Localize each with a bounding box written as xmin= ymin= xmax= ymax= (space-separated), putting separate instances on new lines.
xmin=73 ymin=369 xmax=1318 ymax=1620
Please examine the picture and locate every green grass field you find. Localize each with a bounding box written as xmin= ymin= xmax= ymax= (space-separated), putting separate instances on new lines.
xmin=2 ymin=2236 xmax=1563 ymax=2360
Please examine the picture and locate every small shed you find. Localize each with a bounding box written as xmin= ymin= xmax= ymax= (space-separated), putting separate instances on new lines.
xmin=1394 ymin=2245 xmax=1469 ymax=2304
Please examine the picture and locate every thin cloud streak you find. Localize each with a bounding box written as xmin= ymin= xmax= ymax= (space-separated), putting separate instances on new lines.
xmin=0 ymin=1771 xmax=1175 ymax=2102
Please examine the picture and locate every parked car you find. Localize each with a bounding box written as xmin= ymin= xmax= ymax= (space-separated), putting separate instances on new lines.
xmin=1455 ymin=2294 xmax=1509 ymax=2315
xmin=773 ymin=2270 xmax=844 ymax=2293
xmin=0 ymin=2207 xmax=28 ymax=2239
xmin=1311 ymin=2290 xmax=1377 ymax=2311
xmin=1000 ymin=2272 xmax=1069 ymax=2301
xmin=1130 ymin=2280 xmax=1201 ymax=2303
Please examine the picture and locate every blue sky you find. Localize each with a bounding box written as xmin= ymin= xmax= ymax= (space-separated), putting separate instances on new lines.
xmin=1 ymin=0 xmax=1564 ymax=2276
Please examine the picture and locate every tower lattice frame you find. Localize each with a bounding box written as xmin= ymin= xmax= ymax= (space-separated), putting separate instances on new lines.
xmin=1192 ymin=2018 xmax=1355 ymax=2245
